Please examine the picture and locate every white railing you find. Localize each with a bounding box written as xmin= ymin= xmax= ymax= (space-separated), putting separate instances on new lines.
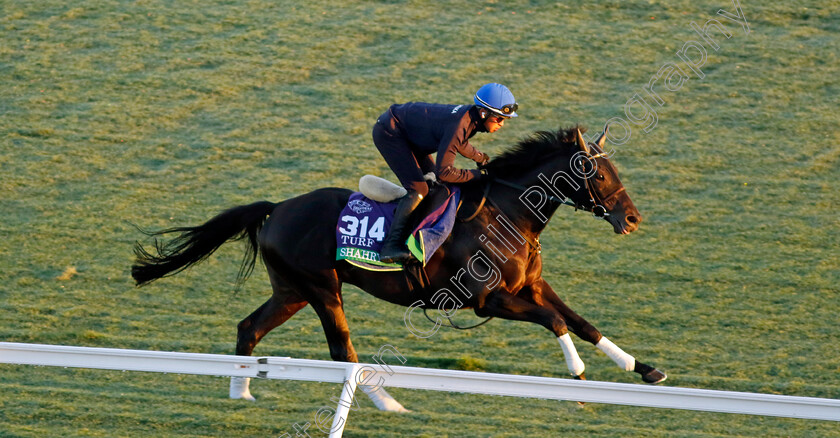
xmin=2 ymin=342 xmax=839 ymax=437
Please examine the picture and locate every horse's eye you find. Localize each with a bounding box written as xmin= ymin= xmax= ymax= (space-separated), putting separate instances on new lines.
xmin=597 ymin=173 xmax=605 ymax=180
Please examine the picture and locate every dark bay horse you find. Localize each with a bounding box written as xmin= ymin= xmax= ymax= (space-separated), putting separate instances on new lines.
xmin=132 ymin=126 xmax=665 ymax=408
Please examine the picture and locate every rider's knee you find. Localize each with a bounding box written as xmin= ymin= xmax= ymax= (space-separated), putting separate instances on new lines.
xmin=408 ymin=181 xmax=429 ymax=197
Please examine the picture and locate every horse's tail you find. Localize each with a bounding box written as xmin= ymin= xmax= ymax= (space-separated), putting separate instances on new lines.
xmin=132 ymin=200 xmax=277 ymax=286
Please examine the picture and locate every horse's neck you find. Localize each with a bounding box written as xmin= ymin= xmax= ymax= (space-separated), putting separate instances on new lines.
xmin=490 ymin=156 xmax=582 ymax=237
xmin=488 ymin=180 xmax=561 ymax=239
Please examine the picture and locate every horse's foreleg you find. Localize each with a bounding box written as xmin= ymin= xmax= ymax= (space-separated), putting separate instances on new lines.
xmin=530 ymin=279 xmax=667 ymax=384
xmin=475 ymin=290 xmax=585 ymax=377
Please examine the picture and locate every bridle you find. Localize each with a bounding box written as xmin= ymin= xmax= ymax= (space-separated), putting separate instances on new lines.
xmin=460 ymin=147 xmax=616 ymax=225
xmin=574 ymin=148 xmax=627 ymax=219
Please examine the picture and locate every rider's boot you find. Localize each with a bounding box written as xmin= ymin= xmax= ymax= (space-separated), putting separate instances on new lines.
xmin=379 ymin=190 xmax=424 ymax=264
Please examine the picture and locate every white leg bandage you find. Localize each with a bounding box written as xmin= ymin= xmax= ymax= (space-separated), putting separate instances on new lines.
xmin=557 ymin=334 xmax=586 ymax=376
xmin=596 ymin=336 xmax=635 ymax=371
xmin=229 ymin=377 xmax=255 ymax=401
xmin=360 ymin=385 xmax=410 ymax=413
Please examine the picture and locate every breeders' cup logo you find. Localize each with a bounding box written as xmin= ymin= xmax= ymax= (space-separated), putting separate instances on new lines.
xmin=348 ymin=199 xmax=373 ymax=214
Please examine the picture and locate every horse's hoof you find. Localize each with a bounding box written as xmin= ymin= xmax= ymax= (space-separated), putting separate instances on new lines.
xmin=572 ymin=373 xmax=586 ymax=405
xmin=361 ymin=386 xmax=411 ymax=413
xmin=642 ymin=368 xmax=667 ymax=384
xmin=229 ymin=377 xmax=256 ymax=401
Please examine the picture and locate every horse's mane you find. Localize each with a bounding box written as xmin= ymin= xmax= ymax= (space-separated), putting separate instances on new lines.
xmin=484 ymin=126 xmax=584 ymax=179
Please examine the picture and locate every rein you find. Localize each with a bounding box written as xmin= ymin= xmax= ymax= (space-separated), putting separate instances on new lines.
xmin=423 ymin=308 xmax=495 ymax=330
xmin=458 ymin=179 xmax=491 ymax=222
xmin=460 ymin=175 xmax=607 ymax=224
xmin=493 ymin=178 xmax=578 ymax=208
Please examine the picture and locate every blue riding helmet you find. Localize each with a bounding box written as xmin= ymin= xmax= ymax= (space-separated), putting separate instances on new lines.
xmin=474 ymin=83 xmax=519 ymax=118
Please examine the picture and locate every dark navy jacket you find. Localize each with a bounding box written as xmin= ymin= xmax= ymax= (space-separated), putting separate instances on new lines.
xmin=384 ymin=102 xmax=487 ymax=183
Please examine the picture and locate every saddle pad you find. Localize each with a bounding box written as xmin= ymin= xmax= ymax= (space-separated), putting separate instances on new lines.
xmin=335 ymin=187 xmax=460 ymax=270
xmin=336 ymin=193 xmax=400 ymax=268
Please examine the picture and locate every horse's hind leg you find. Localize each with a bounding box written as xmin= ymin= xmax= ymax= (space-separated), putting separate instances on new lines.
xmin=230 ymin=269 xmax=308 ymax=400
xmin=309 ymin=296 xmax=358 ymax=361
xmin=305 ymin=276 xmax=409 ymax=412
xmin=235 ymin=293 xmax=308 ymax=356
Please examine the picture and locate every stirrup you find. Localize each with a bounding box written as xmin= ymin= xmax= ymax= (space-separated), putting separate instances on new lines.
xmin=380 ymin=245 xmax=412 ymax=264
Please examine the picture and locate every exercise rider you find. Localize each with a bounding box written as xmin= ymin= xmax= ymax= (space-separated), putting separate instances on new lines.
xmin=372 ymin=83 xmax=519 ymax=264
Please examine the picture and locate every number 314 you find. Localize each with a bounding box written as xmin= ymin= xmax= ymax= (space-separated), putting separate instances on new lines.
xmin=338 ymin=216 xmax=386 ymax=241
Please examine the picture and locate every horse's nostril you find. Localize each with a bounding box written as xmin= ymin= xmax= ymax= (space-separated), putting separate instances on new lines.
xmin=626 ymin=215 xmax=638 ymax=224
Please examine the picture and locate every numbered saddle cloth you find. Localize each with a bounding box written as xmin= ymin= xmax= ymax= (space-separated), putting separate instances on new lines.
xmin=335 ymin=187 xmax=461 ymax=270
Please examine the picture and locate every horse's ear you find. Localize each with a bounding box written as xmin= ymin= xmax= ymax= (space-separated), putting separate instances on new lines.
xmin=595 ymin=125 xmax=609 ymax=149
xmin=576 ymin=128 xmax=590 ymax=154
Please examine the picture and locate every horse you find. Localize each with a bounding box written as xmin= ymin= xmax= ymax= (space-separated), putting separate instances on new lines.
xmin=131 ymin=126 xmax=666 ymax=411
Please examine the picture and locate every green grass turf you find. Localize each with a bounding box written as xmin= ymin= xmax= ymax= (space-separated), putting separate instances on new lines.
xmin=1 ymin=0 xmax=839 ymax=436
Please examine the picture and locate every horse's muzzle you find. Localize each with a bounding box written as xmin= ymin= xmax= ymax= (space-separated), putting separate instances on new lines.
xmin=607 ymin=201 xmax=642 ymax=235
